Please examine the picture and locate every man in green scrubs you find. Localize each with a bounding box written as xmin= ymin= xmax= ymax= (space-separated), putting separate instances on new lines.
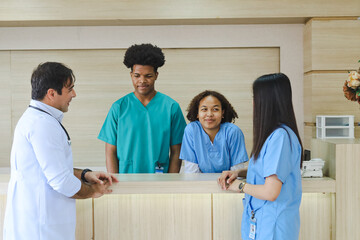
xmin=98 ymin=43 xmax=186 ymax=173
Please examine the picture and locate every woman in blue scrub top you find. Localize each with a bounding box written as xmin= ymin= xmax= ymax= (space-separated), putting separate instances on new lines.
xmin=218 ymin=73 xmax=303 ymax=240
xmin=180 ymin=90 xmax=248 ymax=173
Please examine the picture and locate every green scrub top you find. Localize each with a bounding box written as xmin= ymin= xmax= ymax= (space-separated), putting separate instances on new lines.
xmin=98 ymin=92 xmax=186 ymax=173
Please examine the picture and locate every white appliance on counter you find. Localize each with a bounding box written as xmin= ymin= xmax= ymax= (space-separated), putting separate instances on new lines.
xmin=301 ymin=158 xmax=325 ymax=178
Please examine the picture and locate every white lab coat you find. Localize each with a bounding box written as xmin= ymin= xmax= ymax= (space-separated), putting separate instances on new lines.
xmin=3 ymin=100 xmax=81 ymax=240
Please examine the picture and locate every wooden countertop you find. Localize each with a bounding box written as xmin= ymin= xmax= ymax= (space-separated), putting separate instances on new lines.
xmin=0 ymin=174 xmax=336 ymax=194
xmin=108 ymin=174 xmax=336 ymax=194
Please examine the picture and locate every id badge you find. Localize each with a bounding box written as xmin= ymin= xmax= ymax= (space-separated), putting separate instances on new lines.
xmin=155 ymin=165 xmax=164 ymax=174
xmin=249 ymin=216 xmax=256 ymax=239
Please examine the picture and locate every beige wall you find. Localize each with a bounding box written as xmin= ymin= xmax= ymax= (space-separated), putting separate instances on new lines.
xmin=0 ymin=24 xmax=303 ymax=168
xmin=0 ymin=53 xmax=11 ymax=169
xmin=1 ymin=48 xmax=279 ymax=167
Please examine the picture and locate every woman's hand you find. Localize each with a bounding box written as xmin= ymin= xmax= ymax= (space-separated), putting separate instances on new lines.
xmin=227 ymin=179 xmax=243 ymax=193
xmin=217 ymin=170 xmax=240 ymax=190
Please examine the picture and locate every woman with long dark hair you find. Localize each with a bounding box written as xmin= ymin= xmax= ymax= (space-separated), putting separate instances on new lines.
xmin=218 ymin=73 xmax=303 ymax=240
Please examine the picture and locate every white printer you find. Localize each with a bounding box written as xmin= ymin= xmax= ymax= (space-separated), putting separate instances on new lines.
xmin=301 ymin=158 xmax=325 ymax=178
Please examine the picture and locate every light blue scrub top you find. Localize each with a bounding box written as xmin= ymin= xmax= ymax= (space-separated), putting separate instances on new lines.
xmin=98 ymin=92 xmax=186 ymax=173
xmin=242 ymin=125 xmax=302 ymax=240
xmin=179 ymin=121 xmax=248 ymax=173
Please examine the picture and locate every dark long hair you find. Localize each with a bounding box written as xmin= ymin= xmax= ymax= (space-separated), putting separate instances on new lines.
xmin=251 ymin=73 xmax=303 ymax=166
xmin=186 ymin=90 xmax=238 ymax=123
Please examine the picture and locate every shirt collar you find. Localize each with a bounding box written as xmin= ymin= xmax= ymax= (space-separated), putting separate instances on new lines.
xmin=29 ymin=99 xmax=64 ymax=122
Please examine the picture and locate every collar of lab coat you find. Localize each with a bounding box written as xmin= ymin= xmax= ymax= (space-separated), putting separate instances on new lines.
xmin=29 ymin=99 xmax=64 ymax=123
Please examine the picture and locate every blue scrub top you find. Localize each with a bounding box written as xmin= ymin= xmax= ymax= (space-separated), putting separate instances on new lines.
xmin=242 ymin=125 xmax=302 ymax=240
xmin=98 ymin=92 xmax=186 ymax=173
xmin=180 ymin=121 xmax=248 ymax=173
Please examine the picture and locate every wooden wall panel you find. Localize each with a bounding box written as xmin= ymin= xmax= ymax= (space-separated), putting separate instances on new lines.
xmin=0 ymin=192 xmax=334 ymax=240
xmin=311 ymin=139 xmax=336 ymax=179
xmin=0 ymin=52 xmax=11 ymax=167
xmin=303 ymin=126 xmax=314 ymax=150
xmin=303 ymin=72 xmax=360 ymax=148
xmin=0 ymin=195 xmax=6 ymax=240
xmin=7 ymin=48 xmax=279 ymax=167
xmin=93 ymin=194 xmax=212 ymax=240
xmin=304 ymin=19 xmax=360 ymax=72
xmin=213 ymin=193 xmax=244 ymax=240
xmin=303 ymin=73 xmax=313 ymax=149
xmin=335 ymin=142 xmax=360 ymax=240
xmin=304 ymin=18 xmax=360 ymax=152
xmin=299 ymin=193 xmax=335 ymax=240
xmin=212 ymin=193 xmax=335 ymax=240
xmin=303 ymin=20 xmax=312 ymax=74
xmin=75 ymin=199 xmax=93 ymax=240
xmin=0 ymin=192 xmax=338 ymax=240
xmin=311 ymin=139 xmax=360 ymax=239
xmin=0 ymin=0 xmax=359 ymax=23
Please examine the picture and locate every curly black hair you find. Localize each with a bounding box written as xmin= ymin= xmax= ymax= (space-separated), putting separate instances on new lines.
xmin=186 ymin=90 xmax=238 ymax=123
xmin=123 ymin=43 xmax=165 ymax=72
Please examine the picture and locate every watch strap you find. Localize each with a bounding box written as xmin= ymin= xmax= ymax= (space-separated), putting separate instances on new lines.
xmin=238 ymin=180 xmax=246 ymax=193
xmin=81 ymin=168 xmax=92 ymax=183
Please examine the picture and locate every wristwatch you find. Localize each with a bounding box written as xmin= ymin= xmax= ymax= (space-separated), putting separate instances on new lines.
xmin=81 ymin=168 xmax=92 ymax=183
xmin=238 ymin=180 xmax=246 ymax=193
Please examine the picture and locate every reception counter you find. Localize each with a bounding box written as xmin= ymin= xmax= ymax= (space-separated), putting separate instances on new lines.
xmin=4 ymin=136 xmax=359 ymax=240
xmin=0 ymin=173 xmax=335 ymax=240
xmin=95 ymin=174 xmax=335 ymax=240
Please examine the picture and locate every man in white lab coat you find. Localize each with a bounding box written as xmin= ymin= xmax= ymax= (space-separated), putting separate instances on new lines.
xmin=3 ymin=62 xmax=118 ymax=240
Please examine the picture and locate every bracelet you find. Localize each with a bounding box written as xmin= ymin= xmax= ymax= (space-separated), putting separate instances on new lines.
xmin=81 ymin=168 xmax=92 ymax=183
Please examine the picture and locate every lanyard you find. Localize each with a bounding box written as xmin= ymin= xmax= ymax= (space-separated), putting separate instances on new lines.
xmin=248 ymin=195 xmax=267 ymax=221
xmin=28 ymin=105 xmax=71 ymax=145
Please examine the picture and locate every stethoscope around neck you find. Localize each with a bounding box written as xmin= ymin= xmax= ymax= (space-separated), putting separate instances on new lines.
xmin=28 ymin=105 xmax=71 ymax=145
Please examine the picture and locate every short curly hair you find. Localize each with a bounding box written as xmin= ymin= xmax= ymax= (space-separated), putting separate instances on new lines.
xmin=186 ymin=90 xmax=238 ymax=123
xmin=123 ymin=43 xmax=165 ymax=72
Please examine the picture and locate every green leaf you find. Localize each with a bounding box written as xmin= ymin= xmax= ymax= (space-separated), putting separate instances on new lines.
xmin=358 ymin=60 xmax=360 ymax=63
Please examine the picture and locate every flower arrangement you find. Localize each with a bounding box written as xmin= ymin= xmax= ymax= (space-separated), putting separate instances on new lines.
xmin=343 ymin=60 xmax=360 ymax=104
